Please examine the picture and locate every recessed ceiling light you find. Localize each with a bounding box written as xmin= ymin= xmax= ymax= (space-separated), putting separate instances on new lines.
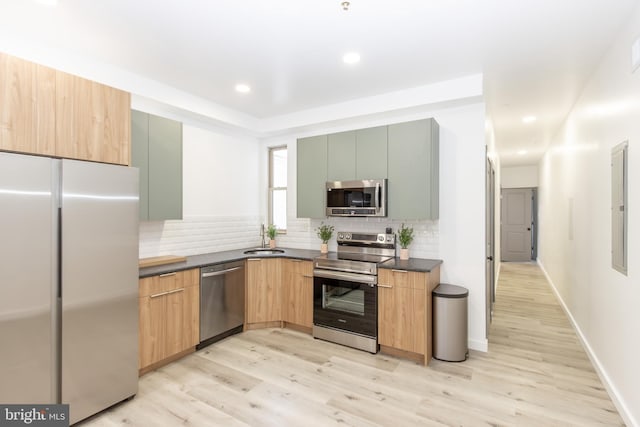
xmin=343 ymin=52 xmax=361 ymax=64
xmin=235 ymin=84 xmax=251 ymax=94
xmin=522 ymin=115 xmax=537 ymax=124
xmin=36 ymin=0 xmax=58 ymax=5
xmin=517 ymin=150 xmax=528 ymax=155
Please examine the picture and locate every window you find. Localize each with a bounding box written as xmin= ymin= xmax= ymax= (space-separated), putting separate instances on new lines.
xmin=611 ymin=141 xmax=628 ymax=275
xmin=269 ymin=146 xmax=287 ymax=231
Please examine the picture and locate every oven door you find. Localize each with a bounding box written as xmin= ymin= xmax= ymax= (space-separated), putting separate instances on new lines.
xmin=313 ymin=270 xmax=377 ymax=338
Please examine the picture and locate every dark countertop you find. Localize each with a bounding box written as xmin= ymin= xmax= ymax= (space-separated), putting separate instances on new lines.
xmin=139 ymin=247 xmax=321 ymax=278
xmin=379 ymin=257 xmax=443 ymax=273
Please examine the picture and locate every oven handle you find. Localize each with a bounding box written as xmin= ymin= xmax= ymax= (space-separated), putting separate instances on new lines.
xmin=313 ymin=269 xmax=377 ymax=285
xmin=375 ymin=182 xmax=380 ymax=212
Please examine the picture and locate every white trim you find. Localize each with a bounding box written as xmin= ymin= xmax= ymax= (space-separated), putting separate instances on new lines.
xmin=468 ymin=338 xmax=488 ymax=352
xmin=537 ymin=259 xmax=637 ymax=427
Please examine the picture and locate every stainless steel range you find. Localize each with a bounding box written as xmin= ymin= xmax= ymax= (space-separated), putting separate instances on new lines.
xmin=313 ymin=231 xmax=395 ymax=353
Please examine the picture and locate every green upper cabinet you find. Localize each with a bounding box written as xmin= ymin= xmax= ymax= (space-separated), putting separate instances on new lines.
xmin=356 ymin=126 xmax=387 ymax=179
xmin=131 ymin=110 xmax=183 ymax=221
xmin=131 ymin=110 xmax=149 ymax=220
xmin=297 ymin=135 xmax=327 ymax=218
xmin=327 ymin=131 xmax=356 ymax=181
xmin=387 ymin=118 xmax=439 ymax=220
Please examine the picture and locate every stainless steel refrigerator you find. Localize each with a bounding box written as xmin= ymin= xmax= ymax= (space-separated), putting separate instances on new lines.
xmin=0 ymin=151 xmax=139 ymax=424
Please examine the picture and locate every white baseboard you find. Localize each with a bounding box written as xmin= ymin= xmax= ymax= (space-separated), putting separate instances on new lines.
xmin=537 ymin=259 xmax=637 ymax=427
xmin=468 ymin=338 xmax=488 ymax=352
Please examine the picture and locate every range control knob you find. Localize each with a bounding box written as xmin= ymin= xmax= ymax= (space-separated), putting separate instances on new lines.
xmin=345 ymin=233 xmax=351 ymax=239
xmin=378 ymin=235 xmax=385 ymax=242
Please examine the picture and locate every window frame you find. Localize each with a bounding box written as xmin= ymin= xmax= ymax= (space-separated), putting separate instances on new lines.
xmin=268 ymin=145 xmax=287 ymax=233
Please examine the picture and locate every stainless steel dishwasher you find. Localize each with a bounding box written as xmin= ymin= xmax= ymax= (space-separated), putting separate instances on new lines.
xmin=199 ymin=261 xmax=245 ymax=348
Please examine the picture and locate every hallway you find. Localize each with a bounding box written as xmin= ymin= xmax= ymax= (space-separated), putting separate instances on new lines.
xmin=487 ymin=262 xmax=624 ymax=425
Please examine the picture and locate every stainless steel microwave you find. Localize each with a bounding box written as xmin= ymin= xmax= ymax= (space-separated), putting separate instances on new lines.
xmin=326 ymin=179 xmax=387 ymax=217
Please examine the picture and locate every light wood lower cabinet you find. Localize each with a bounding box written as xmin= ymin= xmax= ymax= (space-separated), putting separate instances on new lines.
xmin=246 ymin=258 xmax=282 ymax=326
xmin=378 ymin=266 xmax=440 ymax=365
xmin=282 ymin=259 xmax=314 ymax=331
xmin=139 ymin=268 xmax=199 ymax=374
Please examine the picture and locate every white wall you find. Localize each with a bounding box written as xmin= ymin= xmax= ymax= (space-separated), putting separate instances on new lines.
xmin=501 ymin=165 xmax=538 ymax=188
xmin=537 ymin=6 xmax=640 ymax=426
xmin=262 ymin=101 xmax=488 ymax=351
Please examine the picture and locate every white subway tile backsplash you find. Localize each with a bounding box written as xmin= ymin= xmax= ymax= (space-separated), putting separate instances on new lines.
xmin=139 ymin=215 xmax=440 ymax=260
xmin=139 ymin=215 xmax=263 ymax=258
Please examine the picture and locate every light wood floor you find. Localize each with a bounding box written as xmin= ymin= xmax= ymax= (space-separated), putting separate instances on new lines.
xmin=81 ymin=262 xmax=624 ymax=426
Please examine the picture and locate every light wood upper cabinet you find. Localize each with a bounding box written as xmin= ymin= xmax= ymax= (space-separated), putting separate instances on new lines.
xmin=282 ymin=259 xmax=313 ymax=329
xmin=0 ymin=52 xmax=130 ymax=165
xmin=55 ymin=71 xmax=130 ymax=165
xmin=246 ymin=258 xmax=282 ymax=324
xmin=0 ymin=53 xmax=56 ymax=156
xmin=138 ymin=268 xmax=199 ymax=372
xmin=378 ymin=266 xmax=440 ymax=365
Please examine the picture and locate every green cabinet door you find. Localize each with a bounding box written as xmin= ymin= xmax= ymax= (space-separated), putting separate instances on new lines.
xmin=356 ymin=126 xmax=387 ymax=179
xmin=297 ymin=135 xmax=327 ymax=218
xmin=327 ymin=131 xmax=356 ymax=181
xmin=148 ymin=114 xmax=182 ymax=221
xmin=131 ymin=110 xmax=183 ymax=221
xmin=387 ymin=118 xmax=439 ymax=220
xmin=131 ymin=110 xmax=149 ymax=221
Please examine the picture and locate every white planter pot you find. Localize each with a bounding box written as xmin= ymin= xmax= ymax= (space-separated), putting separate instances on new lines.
xmin=269 ymin=239 xmax=276 ymax=249
xmin=320 ymin=243 xmax=328 ymax=254
xmin=400 ymin=248 xmax=409 ymax=260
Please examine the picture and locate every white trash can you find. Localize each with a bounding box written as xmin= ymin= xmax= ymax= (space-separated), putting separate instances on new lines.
xmin=433 ymin=284 xmax=469 ymax=362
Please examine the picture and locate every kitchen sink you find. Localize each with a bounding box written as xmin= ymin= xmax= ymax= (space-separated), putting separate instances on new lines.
xmin=243 ymin=248 xmax=285 ymax=255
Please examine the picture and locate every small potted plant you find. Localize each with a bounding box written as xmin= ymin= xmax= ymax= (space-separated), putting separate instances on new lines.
xmin=316 ymin=222 xmax=334 ymax=254
xmin=267 ymin=224 xmax=277 ymax=248
xmin=397 ymin=223 xmax=414 ymax=260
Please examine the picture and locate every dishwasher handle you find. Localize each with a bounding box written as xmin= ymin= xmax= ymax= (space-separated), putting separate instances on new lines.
xmin=201 ymin=266 xmax=242 ymax=278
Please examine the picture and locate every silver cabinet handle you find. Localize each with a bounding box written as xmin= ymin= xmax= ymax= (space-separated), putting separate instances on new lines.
xmin=159 ymin=272 xmax=177 ymax=278
xmin=375 ymin=182 xmax=380 ymax=211
xmin=201 ymin=266 xmax=242 ymax=278
xmin=247 ymin=258 xmax=262 ymax=262
xmin=391 ymin=269 xmax=408 ymax=273
xmin=377 ymin=284 xmax=393 ymax=288
xmin=302 ymin=275 xmax=313 ymax=279
xmin=150 ymin=288 xmax=184 ymax=298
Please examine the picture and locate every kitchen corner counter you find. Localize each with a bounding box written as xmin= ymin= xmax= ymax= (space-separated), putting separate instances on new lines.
xmin=379 ymin=257 xmax=443 ymax=272
xmin=139 ymin=248 xmax=321 ymax=278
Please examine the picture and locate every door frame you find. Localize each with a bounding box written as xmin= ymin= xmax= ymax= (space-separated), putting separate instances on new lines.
xmin=485 ymin=156 xmax=496 ymax=335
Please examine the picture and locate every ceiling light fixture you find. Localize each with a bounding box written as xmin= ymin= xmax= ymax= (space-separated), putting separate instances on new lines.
xmin=522 ymin=115 xmax=537 ymax=124
xmin=343 ymin=52 xmax=360 ymax=64
xmin=341 ymin=1 xmax=350 ymax=11
xmin=235 ymin=84 xmax=251 ymax=94
xmin=517 ymin=150 xmax=528 ymax=155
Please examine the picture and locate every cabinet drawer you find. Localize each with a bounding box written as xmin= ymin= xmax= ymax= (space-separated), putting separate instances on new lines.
xmin=378 ymin=269 xmax=426 ymax=290
xmin=139 ymin=268 xmax=198 ymax=297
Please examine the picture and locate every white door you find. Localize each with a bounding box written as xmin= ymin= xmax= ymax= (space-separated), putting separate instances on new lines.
xmin=501 ymin=188 xmax=533 ymax=262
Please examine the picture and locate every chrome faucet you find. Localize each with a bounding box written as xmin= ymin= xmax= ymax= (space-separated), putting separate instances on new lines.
xmin=260 ymin=223 xmax=266 ymax=248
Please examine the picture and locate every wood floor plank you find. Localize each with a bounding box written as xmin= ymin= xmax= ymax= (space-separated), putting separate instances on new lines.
xmin=79 ymin=262 xmax=624 ymax=426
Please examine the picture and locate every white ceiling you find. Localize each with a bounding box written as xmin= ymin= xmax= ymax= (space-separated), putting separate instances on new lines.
xmin=1 ymin=0 xmax=637 ymax=166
